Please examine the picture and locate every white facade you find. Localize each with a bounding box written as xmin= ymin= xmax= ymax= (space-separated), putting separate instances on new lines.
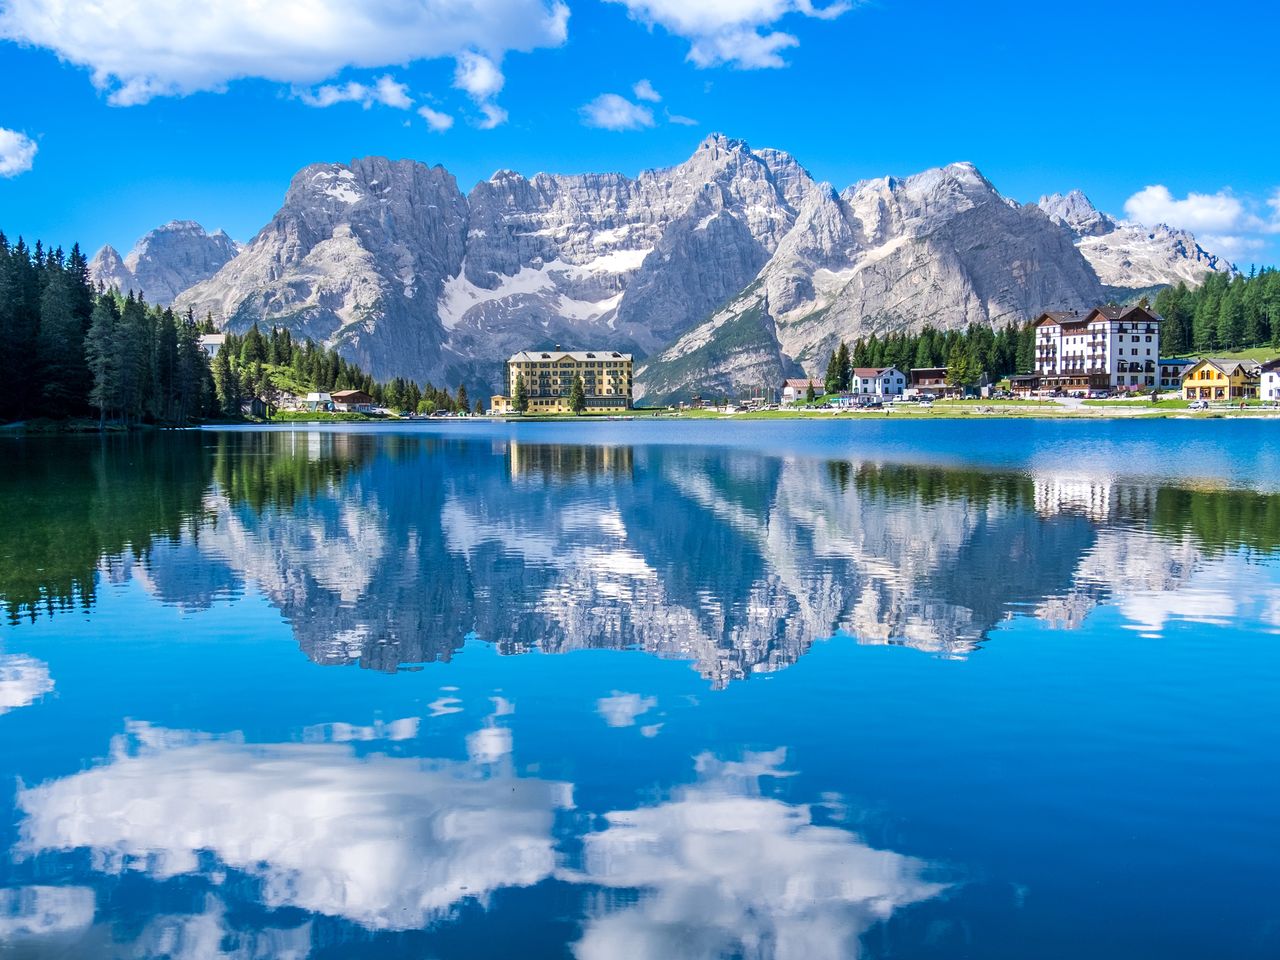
xmin=1034 ymin=306 xmax=1160 ymax=392
xmin=1263 ymin=367 xmax=1280 ymax=402
xmin=781 ymin=379 xmax=821 ymax=404
xmin=852 ymin=367 xmax=906 ymax=398
xmin=198 ymin=333 xmax=226 ymax=358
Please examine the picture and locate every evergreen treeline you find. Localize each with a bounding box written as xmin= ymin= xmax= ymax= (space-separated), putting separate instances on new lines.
xmin=1153 ymin=269 xmax=1280 ymax=355
xmin=0 ymin=232 xmax=217 ymax=424
xmin=214 ymin=324 xmax=479 ymax=416
xmin=825 ymin=323 xmax=1029 ymax=392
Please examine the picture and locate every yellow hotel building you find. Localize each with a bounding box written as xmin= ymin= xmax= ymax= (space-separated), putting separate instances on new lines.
xmin=1180 ymin=358 xmax=1261 ymax=401
xmin=499 ymin=350 xmax=634 ymax=413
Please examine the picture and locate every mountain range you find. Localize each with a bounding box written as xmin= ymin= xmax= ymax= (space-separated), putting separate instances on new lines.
xmin=88 ymin=135 xmax=1232 ymax=401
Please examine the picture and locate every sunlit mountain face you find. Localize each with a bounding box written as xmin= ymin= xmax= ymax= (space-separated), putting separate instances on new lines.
xmin=2 ymin=422 xmax=1279 ymax=958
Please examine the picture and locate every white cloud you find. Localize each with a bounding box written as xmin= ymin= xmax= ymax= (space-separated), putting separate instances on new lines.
xmin=0 ymin=653 xmax=53 ymax=712
xmin=0 ymin=128 xmax=37 ymax=178
xmin=452 ymin=51 xmax=509 ymax=127
xmin=596 ymin=690 xmax=658 ymax=726
xmin=581 ymin=93 xmax=656 ymax=131
xmin=666 ymin=111 xmax=699 ymax=126
xmin=1123 ymin=185 xmax=1247 ymax=234
xmin=454 ymin=51 xmax=506 ymax=100
xmin=611 ymin=0 xmax=851 ymax=69
xmin=418 ymin=105 xmax=455 ymax=132
xmin=16 ymin=720 xmax=574 ymax=931
xmin=0 ymin=886 xmax=94 ymax=940
xmin=0 ymin=0 xmax=569 ymax=105
xmin=562 ymin=749 xmax=945 ymax=959
xmin=116 ymin=896 xmax=311 ymax=960
xmin=1123 ymin=183 xmax=1280 ymax=262
xmin=689 ymin=26 xmax=799 ymax=68
xmin=1199 ymin=235 xmax=1265 ymax=260
xmin=302 ymin=716 xmax=420 ymax=742
xmin=476 ymin=101 xmax=510 ymax=129
xmin=300 ymin=74 xmax=412 ymax=110
xmin=632 ymin=78 xmax=662 ymax=102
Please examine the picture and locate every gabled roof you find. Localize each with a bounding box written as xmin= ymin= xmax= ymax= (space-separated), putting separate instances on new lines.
xmin=852 ymin=367 xmax=897 ymax=378
xmin=1034 ymin=310 xmax=1084 ymax=327
xmin=1185 ymin=358 xmax=1263 ymax=378
xmin=1261 ymin=357 xmax=1280 ymax=374
xmin=782 ymin=378 xmax=820 ymax=389
xmin=1082 ymin=304 xmax=1159 ymax=324
xmin=1036 ymin=304 xmax=1159 ymax=327
xmin=509 ymin=350 xmax=632 ymax=362
xmin=1158 ymin=357 xmax=1195 ymax=366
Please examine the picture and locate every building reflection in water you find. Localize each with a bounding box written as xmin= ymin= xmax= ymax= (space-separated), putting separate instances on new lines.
xmin=4 ymin=431 xmax=1280 ymax=684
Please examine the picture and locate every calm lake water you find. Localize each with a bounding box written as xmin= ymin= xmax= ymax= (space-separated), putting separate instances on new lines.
xmin=1 ymin=420 xmax=1278 ymax=959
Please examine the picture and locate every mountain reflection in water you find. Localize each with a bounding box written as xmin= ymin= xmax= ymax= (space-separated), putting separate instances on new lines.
xmin=3 ymin=429 xmax=1280 ymax=685
xmin=3 ymin=424 xmax=1279 ymax=959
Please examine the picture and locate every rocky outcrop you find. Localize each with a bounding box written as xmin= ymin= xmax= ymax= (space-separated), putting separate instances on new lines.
xmin=89 ymin=220 xmax=239 ymax=306
xmin=1037 ymin=189 xmax=1232 ymax=288
xmin=133 ymin=136 xmax=1234 ymax=399
xmin=177 ymin=158 xmax=470 ymax=385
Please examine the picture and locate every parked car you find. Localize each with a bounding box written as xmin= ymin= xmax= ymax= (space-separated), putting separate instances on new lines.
xmin=1189 ymin=399 xmax=1209 ymax=410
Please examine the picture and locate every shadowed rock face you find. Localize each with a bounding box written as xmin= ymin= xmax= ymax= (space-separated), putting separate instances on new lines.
xmin=89 ymin=220 xmax=240 ymax=306
xmin=106 ymin=135 xmax=1227 ymax=398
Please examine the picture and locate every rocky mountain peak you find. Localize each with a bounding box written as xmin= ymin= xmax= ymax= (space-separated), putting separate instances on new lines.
xmin=1038 ymin=190 xmax=1115 ymax=237
xmin=89 ymin=220 xmax=241 ymax=306
xmin=138 ymin=138 xmax=1237 ymax=402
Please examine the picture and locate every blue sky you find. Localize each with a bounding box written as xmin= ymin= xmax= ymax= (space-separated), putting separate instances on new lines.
xmin=0 ymin=0 xmax=1277 ymax=268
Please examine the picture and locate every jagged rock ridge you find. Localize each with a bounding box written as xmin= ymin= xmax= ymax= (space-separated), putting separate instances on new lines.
xmin=106 ymin=136 xmax=1235 ymax=400
xmin=1037 ymin=189 xmax=1232 ymax=289
xmin=89 ymin=220 xmax=240 ymax=306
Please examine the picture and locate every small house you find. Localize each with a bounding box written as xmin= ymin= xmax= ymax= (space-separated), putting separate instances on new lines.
xmin=1261 ymin=358 xmax=1280 ymax=402
xmin=304 ymin=392 xmax=333 ymax=412
xmin=1008 ymin=374 xmax=1041 ymax=397
xmin=198 ymin=333 xmax=226 ymax=358
xmin=1158 ymin=358 xmax=1194 ymax=390
xmin=852 ymin=367 xmax=906 ymax=398
xmin=331 ymin=389 xmax=374 ymax=413
xmin=1180 ymin=359 xmax=1261 ymax=402
xmin=781 ymin=378 xmax=821 ymax=404
xmin=490 ymin=395 xmax=513 ymax=415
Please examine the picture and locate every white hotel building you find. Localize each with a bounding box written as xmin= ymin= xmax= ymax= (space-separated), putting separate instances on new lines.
xmin=1033 ymin=305 xmax=1161 ymax=392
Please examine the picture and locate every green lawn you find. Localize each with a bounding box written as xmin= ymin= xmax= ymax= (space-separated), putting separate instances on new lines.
xmin=1084 ymin=398 xmax=1192 ymax=409
xmin=1173 ymin=347 xmax=1279 ymax=363
xmin=269 ymin=410 xmax=383 ymax=422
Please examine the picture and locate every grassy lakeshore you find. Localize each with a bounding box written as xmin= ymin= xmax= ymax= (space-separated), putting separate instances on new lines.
xmin=493 ymin=401 xmax=1280 ymax=422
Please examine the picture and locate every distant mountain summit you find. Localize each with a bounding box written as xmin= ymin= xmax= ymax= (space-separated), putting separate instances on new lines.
xmin=102 ymin=136 xmax=1232 ymax=399
xmin=1036 ymin=189 xmax=1231 ymax=288
xmin=89 ymin=220 xmax=240 ymax=306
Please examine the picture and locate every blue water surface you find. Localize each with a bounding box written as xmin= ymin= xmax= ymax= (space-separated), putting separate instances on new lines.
xmin=0 ymin=419 xmax=1277 ymax=958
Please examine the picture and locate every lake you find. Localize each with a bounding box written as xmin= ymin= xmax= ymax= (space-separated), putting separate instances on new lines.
xmin=1 ymin=420 xmax=1278 ymax=959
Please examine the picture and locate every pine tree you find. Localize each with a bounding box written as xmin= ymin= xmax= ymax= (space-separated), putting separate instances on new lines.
xmin=569 ymin=374 xmax=586 ymax=414
xmin=835 ymin=341 xmax=851 ymax=391
xmin=212 ymin=345 xmax=240 ymax=418
xmin=823 ymin=350 xmax=840 ymax=394
xmin=513 ymin=372 xmax=528 ymax=414
xmin=85 ymin=298 xmax=120 ymax=426
xmin=456 ymin=383 xmax=469 ymax=413
xmin=36 ymin=269 xmax=89 ymax=417
xmin=114 ymin=293 xmax=150 ymax=424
